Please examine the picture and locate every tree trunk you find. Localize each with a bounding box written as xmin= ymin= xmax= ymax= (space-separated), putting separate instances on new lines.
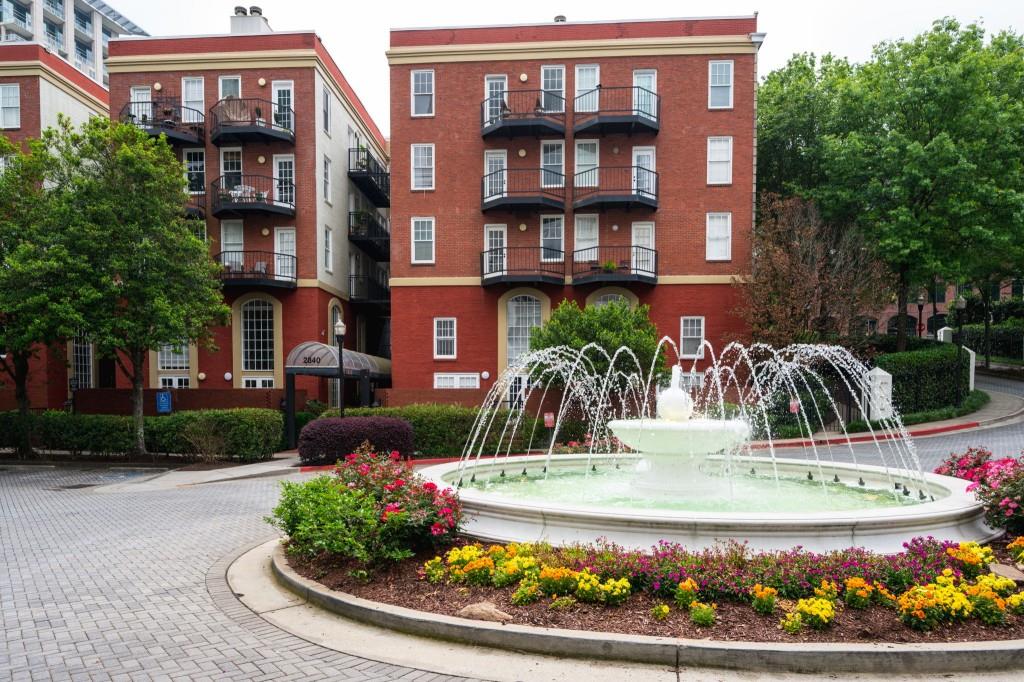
xmin=12 ymin=351 xmax=33 ymax=459
xmin=982 ymin=286 xmax=992 ymax=370
xmin=896 ymin=266 xmax=910 ymax=352
xmin=129 ymin=348 xmax=146 ymax=456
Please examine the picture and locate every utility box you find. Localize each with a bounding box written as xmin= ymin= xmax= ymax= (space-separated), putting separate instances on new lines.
xmin=937 ymin=326 xmax=954 ymax=343
xmin=865 ymin=367 xmax=894 ymax=421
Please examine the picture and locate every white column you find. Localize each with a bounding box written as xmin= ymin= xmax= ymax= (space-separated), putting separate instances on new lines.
xmin=30 ymin=0 xmax=44 ymax=39
xmin=865 ymin=367 xmax=894 ymax=421
xmin=91 ymin=9 xmax=102 ymax=84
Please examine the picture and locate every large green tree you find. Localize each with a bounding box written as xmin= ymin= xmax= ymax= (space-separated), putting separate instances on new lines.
xmin=50 ymin=118 xmax=229 ymax=455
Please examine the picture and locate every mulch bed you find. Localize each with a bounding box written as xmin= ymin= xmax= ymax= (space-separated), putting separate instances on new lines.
xmin=287 ymin=541 xmax=1024 ymax=644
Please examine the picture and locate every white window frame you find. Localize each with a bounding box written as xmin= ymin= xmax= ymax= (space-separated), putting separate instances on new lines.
xmin=707 ymin=136 xmax=733 ymax=185
xmin=411 ymin=143 xmax=435 ymax=191
xmin=540 ymin=214 xmax=564 ymax=262
xmin=324 ymin=225 xmax=333 ymax=273
xmin=708 ymin=60 xmax=734 ymax=109
xmin=1 ymin=83 xmax=21 ymax=129
xmin=323 ymin=155 xmax=332 ymax=205
xmin=218 ymin=75 xmax=241 ymax=99
xmin=271 ymin=80 xmax=294 ymax=131
xmin=157 ymin=344 xmax=189 ymax=371
xmin=180 ymin=77 xmax=204 ymax=122
xmin=322 ymin=84 xmax=331 ymax=134
xmin=574 ymin=139 xmax=599 ymax=188
xmin=411 ymin=216 xmax=435 ymax=264
xmin=573 ymin=214 xmax=599 ymax=262
xmin=160 ymin=376 xmax=191 ymax=389
xmin=483 ymin=74 xmax=508 ymax=125
xmin=574 ymin=64 xmax=600 ymax=112
xmin=433 ymin=373 xmax=481 ymax=390
xmin=410 ymin=69 xmax=435 ymax=117
xmin=243 ymin=377 xmax=275 ymax=389
xmin=483 ymin=149 xmax=507 ymax=201
xmin=705 ymin=212 xmax=732 ymax=261
xmin=483 ymin=224 xmax=508 ymax=277
xmin=540 ymin=140 xmax=565 ymax=188
xmin=272 ymin=154 xmax=295 ymax=206
xmin=220 ymin=147 xmax=243 ymax=187
xmin=680 ymin=316 xmax=706 ymax=360
xmin=540 ymin=65 xmax=565 ymax=113
xmin=183 ymin=147 xmax=205 ymax=194
xmin=433 ymin=317 xmax=457 ymax=359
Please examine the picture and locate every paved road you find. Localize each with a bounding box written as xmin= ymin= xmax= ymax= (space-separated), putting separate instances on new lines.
xmin=0 ymin=374 xmax=1021 ymax=681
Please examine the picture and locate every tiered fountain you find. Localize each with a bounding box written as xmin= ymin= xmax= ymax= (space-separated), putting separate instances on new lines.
xmin=420 ymin=341 xmax=995 ymax=552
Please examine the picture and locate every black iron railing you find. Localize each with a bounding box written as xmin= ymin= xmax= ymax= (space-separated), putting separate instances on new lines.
xmin=571 ymin=245 xmax=658 ymax=281
xmin=209 ymin=97 xmax=295 ymax=139
xmin=481 ymin=168 xmax=566 ymax=205
xmin=573 ymin=86 xmax=660 ymax=126
xmin=349 ymin=275 xmax=389 ymax=303
xmin=185 ymin=192 xmax=206 ymax=216
xmin=348 ymin=148 xmax=390 ymax=203
xmin=481 ymin=247 xmax=566 ymax=280
xmin=215 ymin=251 xmax=297 ymax=284
xmin=573 ymin=166 xmax=658 ymax=203
xmin=348 ymin=211 xmax=390 ymax=241
xmin=120 ymin=98 xmax=204 ymax=141
xmin=210 ymin=174 xmax=295 ymax=212
xmin=480 ymin=89 xmax=567 ymax=129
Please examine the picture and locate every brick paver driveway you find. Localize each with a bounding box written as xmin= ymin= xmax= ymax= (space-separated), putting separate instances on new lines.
xmin=0 ymin=467 xmax=474 ymax=682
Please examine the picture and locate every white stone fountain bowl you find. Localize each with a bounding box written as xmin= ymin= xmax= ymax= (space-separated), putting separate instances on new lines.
xmin=420 ymin=454 xmax=997 ymax=554
xmin=607 ymin=418 xmax=750 ymax=456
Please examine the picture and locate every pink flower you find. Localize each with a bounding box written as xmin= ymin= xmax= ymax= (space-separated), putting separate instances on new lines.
xmin=357 ymin=464 xmax=370 ymax=476
xmin=423 ymin=482 xmax=438 ymax=492
xmin=430 ymin=522 xmax=446 ymax=536
xmin=384 ymin=502 xmax=401 ymax=512
xmin=345 ymin=453 xmax=358 ymax=462
xmin=390 ymin=450 xmax=401 ymax=461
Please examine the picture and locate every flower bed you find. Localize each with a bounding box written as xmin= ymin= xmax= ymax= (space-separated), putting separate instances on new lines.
xmin=935 ymin=447 xmax=1024 ymax=533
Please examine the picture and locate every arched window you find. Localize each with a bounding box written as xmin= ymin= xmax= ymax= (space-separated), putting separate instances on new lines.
xmin=506 ymin=295 xmax=541 ymax=367
xmin=593 ymin=293 xmax=627 ymax=307
xmin=241 ymin=299 xmax=275 ymax=383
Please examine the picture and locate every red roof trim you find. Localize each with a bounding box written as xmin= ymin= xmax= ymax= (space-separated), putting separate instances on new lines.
xmin=0 ymin=43 xmax=108 ymax=105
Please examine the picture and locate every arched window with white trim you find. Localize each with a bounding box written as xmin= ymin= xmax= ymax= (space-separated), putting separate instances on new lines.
xmin=506 ymin=294 xmax=542 ymax=409
xmin=241 ymin=298 xmax=275 ymax=387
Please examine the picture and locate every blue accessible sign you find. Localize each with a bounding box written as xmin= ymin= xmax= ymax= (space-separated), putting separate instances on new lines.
xmin=155 ymin=390 xmax=173 ymax=415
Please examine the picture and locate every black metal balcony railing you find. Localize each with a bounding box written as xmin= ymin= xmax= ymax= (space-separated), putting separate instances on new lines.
xmin=480 ymin=89 xmax=567 ymax=138
xmin=480 ymin=247 xmax=566 ymax=286
xmin=215 ymin=251 xmax=297 ymax=288
xmin=348 ymin=148 xmax=390 ymax=208
xmin=481 ymin=168 xmax=566 ymax=211
xmin=572 ymin=166 xmax=658 ymax=210
xmin=571 ymin=245 xmax=658 ymax=284
xmin=184 ymin=192 xmax=206 ymax=219
xmin=210 ymin=174 xmax=296 ymax=217
xmin=348 ymin=211 xmax=390 ymax=262
xmin=120 ymin=99 xmax=204 ymax=144
xmin=573 ymin=86 xmax=660 ymax=135
xmin=209 ymin=97 xmax=295 ymax=145
xmin=349 ymin=275 xmax=390 ymax=305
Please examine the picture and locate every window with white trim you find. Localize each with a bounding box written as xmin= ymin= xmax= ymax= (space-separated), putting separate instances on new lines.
xmin=679 ymin=372 xmax=704 ymax=390
xmin=218 ymin=75 xmax=241 ymax=99
xmin=593 ymin=293 xmax=627 ymax=307
xmin=411 ymin=217 xmax=435 ymax=263
xmin=241 ymin=299 xmax=275 ymax=373
xmin=411 ymin=144 xmax=434 ymax=190
xmin=184 ymin=149 xmax=205 ymax=193
xmin=433 ymin=317 xmax=456 ymax=359
xmin=708 ymin=61 xmax=734 ymax=109
xmin=322 ymin=84 xmax=331 ymax=134
xmin=707 ymin=137 xmax=733 ymax=185
xmin=71 ymin=333 xmax=93 ymax=389
xmin=540 ymin=215 xmax=564 ymax=261
xmin=573 ymin=214 xmax=598 ymax=261
xmin=540 ymin=141 xmax=564 ymax=188
xmin=158 ymin=344 xmax=189 ymax=371
xmin=540 ymin=65 xmax=565 ymax=112
xmin=574 ymin=140 xmax=598 ymax=187
xmin=324 ymin=226 xmax=333 ymax=273
xmin=705 ymin=212 xmax=732 ymax=261
xmin=323 ymin=155 xmax=332 ymax=204
xmin=506 ymin=295 xmax=542 ymax=367
xmin=434 ymin=373 xmax=480 ymax=389
xmin=411 ymin=70 xmax=434 ymax=116
xmin=0 ymin=84 xmax=21 ymax=129
xmin=181 ymin=77 xmax=204 ymax=123
xmin=243 ymin=377 xmax=274 ymax=389
xmin=680 ymin=317 xmax=705 ymax=359
xmin=160 ymin=376 xmax=190 ymax=389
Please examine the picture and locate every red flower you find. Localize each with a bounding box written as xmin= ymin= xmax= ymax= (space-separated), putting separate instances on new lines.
xmin=430 ymin=522 xmax=446 ymax=536
xmin=423 ymin=481 xmax=438 ymax=492
xmin=390 ymin=450 xmax=401 ymax=461
xmin=345 ymin=453 xmax=358 ymax=462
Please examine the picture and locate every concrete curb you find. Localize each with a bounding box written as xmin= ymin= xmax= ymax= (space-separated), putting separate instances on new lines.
xmin=270 ymin=545 xmax=1024 ymax=675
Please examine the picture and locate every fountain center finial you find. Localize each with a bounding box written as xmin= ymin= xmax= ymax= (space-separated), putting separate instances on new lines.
xmin=657 ymin=365 xmax=693 ymax=422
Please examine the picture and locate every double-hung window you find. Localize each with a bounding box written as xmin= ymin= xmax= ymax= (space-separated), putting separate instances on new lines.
xmin=434 ymin=373 xmax=480 ymax=389
xmin=574 ymin=140 xmax=598 ymax=187
xmin=540 ymin=65 xmax=565 ymax=112
xmin=184 ymin=149 xmax=205 ymax=193
xmin=0 ymin=84 xmax=20 ymax=129
xmin=272 ymin=81 xmax=294 ymax=131
xmin=411 ymin=217 xmax=435 ymax=263
xmin=707 ymin=137 xmax=733 ymax=185
xmin=680 ymin=317 xmax=705 ymax=359
xmin=411 ymin=144 xmax=435 ymax=190
xmin=324 ymin=226 xmax=333 ymax=273
xmin=705 ymin=212 xmax=732 ymax=261
xmin=708 ymin=61 xmax=734 ymax=108
xmin=323 ymin=155 xmax=332 ymax=204
xmin=218 ymin=75 xmax=241 ymax=99
xmin=434 ymin=318 xmax=456 ymax=359
xmin=181 ymin=77 xmax=204 ymax=123
xmin=540 ymin=215 xmax=564 ymax=261
xmin=322 ymin=84 xmax=331 ymax=133
xmin=574 ymin=215 xmax=599 ymax=262
xmin=540 ymin=141 xmax=564 ymax=188
xmin=158 ymin=344 xmax=189 ymax=372
xmin=411 ymin=70 xmax=434 ymax=116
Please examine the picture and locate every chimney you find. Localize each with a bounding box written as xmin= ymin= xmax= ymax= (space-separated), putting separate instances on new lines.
xmin=554 ymin=15 xmax=566 ymax=22
xmin=230 ymin=5 xmax=273 ymax=34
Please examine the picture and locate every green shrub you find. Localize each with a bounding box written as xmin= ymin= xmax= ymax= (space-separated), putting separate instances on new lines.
xmin=875 ymin=344 xmax=971 ymax=413
xmin=845 ymin=390 xmax=989 ymax=433
xmin=267 ymin=476 xmax=380 ymax=560
xmin=960 ymin=322 xmax=1024 ymax=359
xmin=318 ymin=404 xmax=541 ymax=458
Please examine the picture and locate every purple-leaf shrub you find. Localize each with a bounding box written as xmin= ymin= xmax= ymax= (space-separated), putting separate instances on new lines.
xmin=298 ymin=416 xmax=414 ymax=465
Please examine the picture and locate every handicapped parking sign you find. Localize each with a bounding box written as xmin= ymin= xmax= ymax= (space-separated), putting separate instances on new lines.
xmin=156 ymin=390 xmax=173 ymax=415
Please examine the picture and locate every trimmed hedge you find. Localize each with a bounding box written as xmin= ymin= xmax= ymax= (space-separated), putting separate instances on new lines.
xmin=298 ymin=416 xmax=414 ymax=465
xmin=0 ymin=408 xmax=282 ymax=462
xmin=874 ymin=343 xmax=971 ymax=414
xmin=960 ymin=322 xmax=1024 ymax=360
xmin=318 ymin=404 xmax=543 ymax=458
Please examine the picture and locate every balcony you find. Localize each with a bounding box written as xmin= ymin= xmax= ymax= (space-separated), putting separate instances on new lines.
xmin=209 ymin=97 xmax=295 ymax=146
xmin=44 ymin=32 xmax=64 ymax=55
xmin=571 ymin=246 xmax=658 ymax=285
xmin=185 ymin=193 xmax=205 ymax=220
xmin=349 ymin=275 xmax=390 ymax=307
xmin=73 ymin=56 xmax=95 ymax=79
xmin=480 ymin=89 xmax=566 ymax=139
xmin=43 ymin=0 xmax=62 ymax=20
xmin=120 ymin=99 xmax=204 ymax=145
xmin=573 ymin=86 xmax=660 ymax=136
xmin=348 ymin=211 xmax=390 ymax=262
xmin=347 ymin=148 xmax=390 ymax=208
xmin=210 ymin=175 xmax=296 ymax=218
xmin=1 ymin=7 xmax=32 ymax=37
xmin=73 ymin=14 xmax=92 ymax=38
xmin=214 ymin=251 xmax=297 ymax=289
xmin=481 ymin=168 xmax=566 ymax=212
xmin=481 ymin=247 xmax=566 ymax=287
xmin=572 ymin=166 xmax=658 ymax=211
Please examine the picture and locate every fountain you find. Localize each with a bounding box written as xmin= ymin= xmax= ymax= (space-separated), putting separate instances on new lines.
xmin=419 ymin=340 xmax=996 ymax=552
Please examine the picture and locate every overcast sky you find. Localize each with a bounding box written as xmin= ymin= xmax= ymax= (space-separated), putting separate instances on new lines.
xmin=113 ymin=0 xmax=1022 ymax=136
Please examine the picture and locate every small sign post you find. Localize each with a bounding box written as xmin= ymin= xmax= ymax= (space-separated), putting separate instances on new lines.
xmin=156 ymin=390 xmax=173 ymax=415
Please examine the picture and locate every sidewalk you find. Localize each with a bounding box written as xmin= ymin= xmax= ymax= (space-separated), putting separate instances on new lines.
xmin=98 ymin=451 xmax=300 ymax=492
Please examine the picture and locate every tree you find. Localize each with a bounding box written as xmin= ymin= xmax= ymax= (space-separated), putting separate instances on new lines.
xmin=0 ymin=134 xmax=86 ymax=456
xmin=50 ymin=118 xmax=229 ymax=455
xmin=733 ymin=195 xmax=891 ymax=346
xmin=529 ymin=299 xmax=666 ymax=385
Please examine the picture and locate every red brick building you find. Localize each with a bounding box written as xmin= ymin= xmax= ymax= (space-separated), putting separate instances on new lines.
xmin=384 ymin=16 xmax=764 ymax=405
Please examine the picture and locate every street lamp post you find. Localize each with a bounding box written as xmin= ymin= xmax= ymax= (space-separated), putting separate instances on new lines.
xmin=916 ymin=293 xmax=925 ymax=338
xmin=955 ymin=294 xmax=967 ymax=406
xmin=334 ymin=318 xmax=347 ymax=417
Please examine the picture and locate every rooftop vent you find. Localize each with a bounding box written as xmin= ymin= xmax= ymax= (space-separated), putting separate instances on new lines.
xmin=554 ymin=15 xmax=566 ymax=22
xmin=249 ymin=5 xmax=262 ymax=16
xmin=230 ymin=6 xmax=272 ymax=34
xmin=234 ymin=6 xmax=247 ymax=15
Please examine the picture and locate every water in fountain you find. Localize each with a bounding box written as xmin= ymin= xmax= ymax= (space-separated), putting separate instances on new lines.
xmin=455 ymin=338 xmax=932 ymax=513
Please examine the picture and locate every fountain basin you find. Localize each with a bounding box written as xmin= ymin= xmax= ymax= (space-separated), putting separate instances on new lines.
xmin=422 ymin=455 xmax=997 ymax=553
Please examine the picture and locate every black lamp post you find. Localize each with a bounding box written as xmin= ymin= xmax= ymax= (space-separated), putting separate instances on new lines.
xmin=916 ymin=293 xmax=925 ymax=338
xmin=334 ymin=318 xmax=346 ymax=417
xmin=955 ymin=294 xmax=967 ymax=405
